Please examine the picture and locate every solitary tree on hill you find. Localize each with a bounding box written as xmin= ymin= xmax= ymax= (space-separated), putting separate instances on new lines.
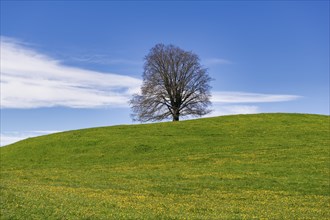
xmin=130 ymin=43 xmax=212 ymax=122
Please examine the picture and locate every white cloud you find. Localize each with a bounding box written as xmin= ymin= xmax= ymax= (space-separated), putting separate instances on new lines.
xmin=0 ymin=36 xmax=142 ymax=109
xmin=0 ymin=36 xmax=300 ymax=111
xmin=211 ymin=91 xmax=300 ymax=104
xmin=205 ymin=105 xmax=260 ymax=117
xmin=0 ymin=130 xmax=60 ymax=147
xmin=206 ymin=91 xmax=300 ymax=118
xmin=68 ymin=54 xmax=143 ymax=66
xmin=204 ymin=58 xmax=232 ymax=65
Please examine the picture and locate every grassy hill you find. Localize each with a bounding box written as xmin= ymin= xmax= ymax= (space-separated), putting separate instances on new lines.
xmin=1 ymin=113 xmax=329 ymax=219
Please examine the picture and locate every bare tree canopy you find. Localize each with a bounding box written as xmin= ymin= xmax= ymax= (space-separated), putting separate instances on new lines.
xmin=130 ymin=44 xmax=212 ymax=122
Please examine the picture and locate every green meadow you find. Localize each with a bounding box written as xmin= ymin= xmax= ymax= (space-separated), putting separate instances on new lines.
xmin=0 ymin=113 xmax=329 ymax=219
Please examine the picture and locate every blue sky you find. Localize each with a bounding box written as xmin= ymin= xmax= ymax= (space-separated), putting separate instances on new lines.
xmin=1 ymin=1 xmax=329 ymax=146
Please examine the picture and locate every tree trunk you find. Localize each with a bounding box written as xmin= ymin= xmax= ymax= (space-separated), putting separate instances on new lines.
xmin=172 ymin=109 xmax=180 ymax=121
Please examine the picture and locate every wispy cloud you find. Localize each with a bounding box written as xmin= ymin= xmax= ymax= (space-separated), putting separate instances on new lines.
xmin=0 ymin=130 xmax=60 ymax=147
xmin=1 ymin=36 xmax=300 ymax=111
xmin=206 ymin=91 xmax=300 ymax=117
xmin=204 ymin=58 xmax=232 ymax=65
xmin=68 ymin=54 xmax=143 ymax=66
xmin=205 ymin=105 xmax=260 ymax=117
xmin=211 ymin=91 xmax=300 ymax=104
xmin=0 ymin=36 xmax=142 ymax=109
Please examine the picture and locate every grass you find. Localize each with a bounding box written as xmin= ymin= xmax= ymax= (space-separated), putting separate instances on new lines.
xmin=0 ymin=113 xmax=329 ymax=219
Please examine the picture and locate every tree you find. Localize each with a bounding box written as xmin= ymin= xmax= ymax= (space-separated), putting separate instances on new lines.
xmin=130 ymin=43 xmax=212 ymax=122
